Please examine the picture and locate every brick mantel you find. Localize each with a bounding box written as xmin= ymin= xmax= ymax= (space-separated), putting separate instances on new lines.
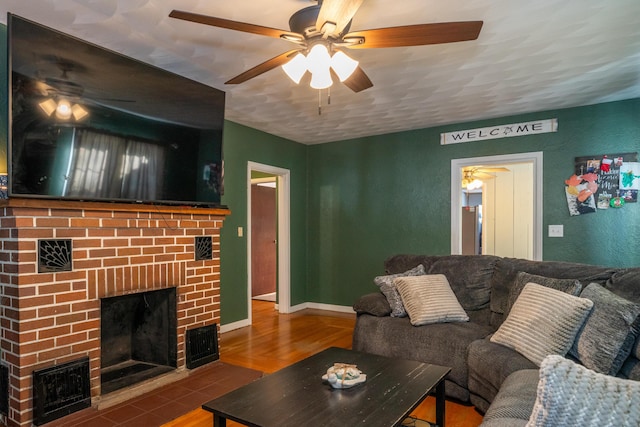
xmin=0 ymin=198 xmax=229 ymax=426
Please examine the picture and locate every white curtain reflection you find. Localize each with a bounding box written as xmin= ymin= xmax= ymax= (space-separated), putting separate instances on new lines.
xmin=66 ymin=129 xmax=165 ymax=200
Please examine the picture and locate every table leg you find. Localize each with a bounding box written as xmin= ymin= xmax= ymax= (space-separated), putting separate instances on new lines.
xmin=213 ymin=413 xmax=227 ymax=427
xmin=435 ymin=379 xmax=446 ymax=427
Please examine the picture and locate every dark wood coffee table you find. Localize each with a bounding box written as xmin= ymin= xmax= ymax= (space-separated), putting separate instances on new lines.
xmin=202 ymin=347 xmax=451 ymax=427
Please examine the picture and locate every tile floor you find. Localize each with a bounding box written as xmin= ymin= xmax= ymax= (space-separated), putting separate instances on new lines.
xmin=42 ymin=362 xmax=263 ymax=427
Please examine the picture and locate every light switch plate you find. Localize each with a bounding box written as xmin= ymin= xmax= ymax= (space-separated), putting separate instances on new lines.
xmin=237 ymin=226 xmax=244 ymax=237
xmin=548 ymin=225 xmax=563 ymax=237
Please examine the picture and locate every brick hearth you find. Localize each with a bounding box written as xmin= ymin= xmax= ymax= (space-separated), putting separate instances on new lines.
xmin=0 ymin=198 xmax=229 ymax=426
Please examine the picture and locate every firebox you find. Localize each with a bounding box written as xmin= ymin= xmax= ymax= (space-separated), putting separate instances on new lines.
xmin=100 ymin=288 xmax=177 ymax=394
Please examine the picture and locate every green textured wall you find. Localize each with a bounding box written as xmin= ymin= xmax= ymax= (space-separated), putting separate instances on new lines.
xmin=306 ymin=99 xmax=640 ymax=304
xmin=220 ymin=121 xmax=307 ymax=324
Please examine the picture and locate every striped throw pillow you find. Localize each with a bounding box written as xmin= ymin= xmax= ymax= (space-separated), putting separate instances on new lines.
xmin=491 ymin=282 xmax=593 ymax=366
xmin=394 ymin=274 xmax=469 ymax=326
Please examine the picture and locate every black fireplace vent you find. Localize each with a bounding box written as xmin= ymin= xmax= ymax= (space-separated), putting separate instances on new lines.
xmin=38 ymin=239 xmax=73 ymax=273
xmin=33 ymin=357 xmax=91 ymax=426
xmin=0 ymin=364 xmax=8 ymax=415
xmin=195 ymin=236 xmax=213 ymax=261
xmin=186 ymin=324 xmax=219 ymax=369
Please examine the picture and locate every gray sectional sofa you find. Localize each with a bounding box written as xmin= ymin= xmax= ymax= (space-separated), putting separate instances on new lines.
xmin=352 ymin=255 xmax=640 ymax=425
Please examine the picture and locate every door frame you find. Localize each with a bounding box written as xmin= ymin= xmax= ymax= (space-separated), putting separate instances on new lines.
xmin=247 ymin=162 xmax=291 ymax=324
xmin=450 ymin=152 xmax=544 ymax=260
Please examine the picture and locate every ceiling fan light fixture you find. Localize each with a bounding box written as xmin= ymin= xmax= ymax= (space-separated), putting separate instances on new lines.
xmin=306 ymin=44 xmax=331 ymax=74
xmin=310 ymin=65 xmax=333 ymax=89
xmin=38 ymin=98 xmax=58 ymax=116
xmin=55 ymin=99 xmax=73 ymax=120
xmin=71 ymin=103 xmax=89 ymax=121
xmin=330 ymin=50 xmax=358 ymax=82
xmin=282 ymin=53 xmax=308 ymax=84
xmin=466 ymin=179 xmax=483 ymax=191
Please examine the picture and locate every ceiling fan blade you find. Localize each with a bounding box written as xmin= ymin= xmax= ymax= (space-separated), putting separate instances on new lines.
xmin=341 ymin=66 xmax=373 ymax=92
xmin=343 ymin=21 xmax=483 ymax=49
xmin=169 ymin=10 xmax=302 ymax=41
xmin=225 ymin=50 xmax=300 ymax=85
xmin=473 ymin=172 xmax=497 ymax=179
xmin=316 ymin=0 xmax=364 ymax=38
xmin=477 ymin=167 xmax=510 ymax=172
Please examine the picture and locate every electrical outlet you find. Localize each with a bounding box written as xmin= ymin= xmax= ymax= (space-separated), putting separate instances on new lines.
xmin=237 ymin=226 xmax=244 ymax=237
xmin=548 ymin=225 xmax=563 ymax=237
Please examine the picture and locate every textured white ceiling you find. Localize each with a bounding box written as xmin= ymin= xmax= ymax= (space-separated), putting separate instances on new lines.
xmin=2 ymin=0 xmax=640 ymax=144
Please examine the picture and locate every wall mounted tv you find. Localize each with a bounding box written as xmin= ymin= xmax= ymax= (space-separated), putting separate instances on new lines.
xmin=8 ymin=14 xmax=226 ymax=207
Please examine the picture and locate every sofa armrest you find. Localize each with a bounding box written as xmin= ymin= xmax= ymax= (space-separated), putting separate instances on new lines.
xmin=353 ymin=292 xmax=391 ymax=317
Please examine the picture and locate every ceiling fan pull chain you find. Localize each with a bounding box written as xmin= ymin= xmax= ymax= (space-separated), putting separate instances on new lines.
xmin=328 ymin=86 xmax=331 ymax=105
xmin=318 ymin=90 xmax=322 ymax=115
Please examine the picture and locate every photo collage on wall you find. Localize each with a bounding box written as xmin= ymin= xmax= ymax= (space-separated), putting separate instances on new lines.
xmin=565 ymin=152 xmax=639 ymax=216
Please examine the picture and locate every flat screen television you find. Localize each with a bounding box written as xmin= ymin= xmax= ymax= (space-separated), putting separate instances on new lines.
xmin=8 ymin=14 xmax=226 ymax=207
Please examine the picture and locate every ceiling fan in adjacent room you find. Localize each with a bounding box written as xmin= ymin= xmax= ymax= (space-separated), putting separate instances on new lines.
xmin=169 ymin=0 xmax=483 ymax=92
xmin=462 ymin=167 xmax=510 ymax=190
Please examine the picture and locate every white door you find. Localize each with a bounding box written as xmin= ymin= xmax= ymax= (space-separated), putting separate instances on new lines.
xmin=482 ymin=163 xmax=533 ymax=258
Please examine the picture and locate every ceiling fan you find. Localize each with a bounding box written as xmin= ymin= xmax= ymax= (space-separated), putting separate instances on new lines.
xmin=33 ymin=57 xmax=134 ymax=121
xmin=462 ymin=167 xmax=510 ymax=189
xmin=169 ymin=0 xmax=483 ymax=92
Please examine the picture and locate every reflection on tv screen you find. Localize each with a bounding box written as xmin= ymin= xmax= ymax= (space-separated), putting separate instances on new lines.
xmin=9 ymin=14 xmax=226 ymax=207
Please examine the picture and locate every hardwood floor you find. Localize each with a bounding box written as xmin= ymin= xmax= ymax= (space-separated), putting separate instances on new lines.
xmin=164 ymin=300 xmax=484 ymax=427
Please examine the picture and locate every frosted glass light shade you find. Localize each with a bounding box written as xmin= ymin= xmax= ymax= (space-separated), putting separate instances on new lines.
xmin=38 ymin=98 xmax=58 ymax=116
xmin=466 ymin=179 xmax=483 ymax=190
xmin=282 ymin=53 xmax=307 ymax=84
xmin=55 ymin=99 xmax=72 ymax=120
xmin=331 ymin=51 xmax=358 ymax=82
xmin=306 ymin=44 xmax=331 ymax=74
xmin=71 ymin=104 xmax=89 ymax=121
xmin=310 ymin=66 xmax=333 ymax=89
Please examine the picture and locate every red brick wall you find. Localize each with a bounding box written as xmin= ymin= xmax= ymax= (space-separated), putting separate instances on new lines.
xmin=0 ymin=199 xmax=228 ymax=426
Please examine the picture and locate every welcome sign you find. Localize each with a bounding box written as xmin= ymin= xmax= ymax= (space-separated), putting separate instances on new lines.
xmin=440 ymin=118 xmax=558 ymax=145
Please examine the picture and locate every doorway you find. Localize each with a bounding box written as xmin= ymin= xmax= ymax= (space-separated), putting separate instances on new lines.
xmin=451 ymin=152 xmax=543 ymax=260
xmin=251 ymin=176 xmax=277 ymax=302
xmin=247 ymin=162 xmax=291 ymax=326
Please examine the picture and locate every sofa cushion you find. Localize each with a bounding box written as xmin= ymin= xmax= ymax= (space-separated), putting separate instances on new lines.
xmin=374 ymin=264 xmax=425 ymax=317
xmin=395 ymin=274 xmax=469 ymax=326
xmin=352 ymin=313 xmax=494 ymax=402
xmin=468 ymin=337 xmax=538 ymax=412
xmin=479 ymin=369 xmax=539 ymax=427
xmin=570 ymin=282 xmax=640 ymax=375
xmin=352 ymin=292 xmax=391 ymax=317
xmin=504 ymin=272 xmax=582 ymax=318
xmin=383 ymin=254 xmax=440 ymax=275
xmin=490 ymin=283 xmax=593 ymax=366
xmin=527 ymin=355 xmax=640 ymax=427
xmin=489 ymin=257 xmax=616 ymax=317
xmin=426 ymin=255 xmax=499 ymax=311
xmin=606 ymin=268 xmax=640 ymax=304
xmin=619 ymin=356 xmax=640 ymax=380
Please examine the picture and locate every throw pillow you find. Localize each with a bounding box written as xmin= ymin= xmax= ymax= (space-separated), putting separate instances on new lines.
xmin=394 ymin=274 xmax=469 ymax=326
xmin=352 ymin=293 xmax=392 ymax=317
xmin=490 ymin=283 xmax=593 ymax=366
xmin=527 ymin=355 xmax=640 ymax=427
xmin=374 ymin=264 xmax=425 ymax=317
xmin=504 ymin=271 xmax=582 ymax=318
xmin=569 ymin=282 xmax=640 ymax=375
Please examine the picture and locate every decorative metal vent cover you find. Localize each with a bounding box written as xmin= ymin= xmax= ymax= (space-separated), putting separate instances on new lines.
xmin=38 ymin=239 xmax=72 ymax=273
xmin=186 ymin=324 xmax=219 ymax=369
xmin=32 ymin=357 xmax=90 ymax=425
xmin=195 ymin=236 xmax=213 ymax=261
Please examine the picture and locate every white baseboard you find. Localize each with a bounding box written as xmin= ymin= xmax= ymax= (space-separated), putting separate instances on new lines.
xmin=220 ymin=302 xmax=354 ymax=332
xmin=220 ymin=318 xmax=250 ymax=333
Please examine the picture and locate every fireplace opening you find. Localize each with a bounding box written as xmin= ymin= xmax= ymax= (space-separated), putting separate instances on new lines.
xmin=100 ymin=288 xmax=177 ymax=394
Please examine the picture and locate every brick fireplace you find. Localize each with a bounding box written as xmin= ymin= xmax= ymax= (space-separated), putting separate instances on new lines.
xmin=0 ymin=198 xmax=229 ymax=426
